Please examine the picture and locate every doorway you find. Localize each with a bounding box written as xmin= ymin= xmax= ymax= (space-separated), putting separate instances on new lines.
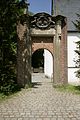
xmin=32 ymin=49 xmax=53 ymax=83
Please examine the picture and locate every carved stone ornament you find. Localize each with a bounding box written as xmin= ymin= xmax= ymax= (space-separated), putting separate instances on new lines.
xmin=30 ymin=13 xmax=55 ymax=29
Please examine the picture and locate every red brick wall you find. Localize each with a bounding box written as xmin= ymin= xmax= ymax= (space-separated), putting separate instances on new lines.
xmin=32 ymin=36 xmax=54 ymax=55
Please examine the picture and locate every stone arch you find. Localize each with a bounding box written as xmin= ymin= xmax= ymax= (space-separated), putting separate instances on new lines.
xmin=32 ymin=47 xmax=54 ymax=58
xmin=31 ymin=36 xmax=54 ymax=55
xmin=31 ymin=48 xmax=54 ymax=79
xmin=17 ymin=12 xmax=68 ymax=87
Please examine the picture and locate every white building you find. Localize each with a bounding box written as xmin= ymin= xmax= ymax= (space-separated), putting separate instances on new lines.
xmin=44 ymin=0 xmax=80 ymax=83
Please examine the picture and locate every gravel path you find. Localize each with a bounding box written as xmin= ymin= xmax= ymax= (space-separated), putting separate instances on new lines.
xmin=0 ymin=73 xmax=80 ymax=120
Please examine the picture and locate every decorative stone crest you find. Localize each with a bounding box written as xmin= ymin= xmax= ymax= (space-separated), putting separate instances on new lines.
xmin=30 ymin=13 xmax=55 ymax=29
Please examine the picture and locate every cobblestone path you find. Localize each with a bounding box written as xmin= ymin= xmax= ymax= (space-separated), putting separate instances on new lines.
xmin=0 ymin=73 xmax=80 ymax=120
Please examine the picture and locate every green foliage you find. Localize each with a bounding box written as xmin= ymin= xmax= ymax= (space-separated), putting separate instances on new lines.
xmin=74 ymin=41 xmax=80 ymax=78
xmin=0 ymin=0 xmax=23 ymax=95
xmin=73 ymin=14 xmax=80 ymax=31
xmin=74 ymin=14 xmax=80 ymax=78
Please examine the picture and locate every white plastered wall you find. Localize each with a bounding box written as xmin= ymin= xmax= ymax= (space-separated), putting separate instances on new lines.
xmin=44 ymin=33 xmax=80 ymax=83
xmin=44 ymin=49 xmax=53 ymax=78
xmin=68 ymin=33 xmax=80 ymax=83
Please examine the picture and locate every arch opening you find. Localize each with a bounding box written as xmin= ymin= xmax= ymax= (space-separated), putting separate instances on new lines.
xmin=32 ymin=49 xmax=44 ymax=73
xmin=32 ymin=49 xmax=53 ymax=83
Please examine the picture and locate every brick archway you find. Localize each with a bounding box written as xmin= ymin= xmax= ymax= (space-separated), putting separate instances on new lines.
xmin=32 ymin=36 xmax=54 ymax=55
xmin=17 ymin=12 xmax=68 ymax=87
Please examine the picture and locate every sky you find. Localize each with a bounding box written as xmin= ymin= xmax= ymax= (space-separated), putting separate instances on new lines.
xmin=28 ymin=0 xmax=51 ymax=14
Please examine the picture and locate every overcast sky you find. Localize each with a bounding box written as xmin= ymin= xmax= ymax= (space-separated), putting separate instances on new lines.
xmin=28 ymin=0 xmax=51 ymax=14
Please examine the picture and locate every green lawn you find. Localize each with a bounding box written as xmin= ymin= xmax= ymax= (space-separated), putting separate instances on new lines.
xmin=53 ymin=84 xmax=80 ymax=94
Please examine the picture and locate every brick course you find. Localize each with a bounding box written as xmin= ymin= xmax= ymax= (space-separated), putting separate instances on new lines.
xmin=32 ymin=36 xmax=54 ymax=55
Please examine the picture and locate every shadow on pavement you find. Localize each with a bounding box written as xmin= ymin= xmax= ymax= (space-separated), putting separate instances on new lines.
xmin=31 ymin=82 xmax=42 ymax=88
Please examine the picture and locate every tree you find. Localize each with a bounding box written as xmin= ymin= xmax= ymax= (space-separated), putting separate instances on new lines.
xmin=74 ymin=14 xmax=80 ymax=78
xmin=74 ymin=41 xmax=80 ymax=78
xmin=0 ymin=0 xmax=24 ymax=94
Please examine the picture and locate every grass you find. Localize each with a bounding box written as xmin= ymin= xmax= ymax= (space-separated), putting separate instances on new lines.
xmin=0 ymin=83 xmax=32 ymax=102
xmin=0 ymin=92 xmax=19 ymax=102
xmin=0 ymin=93 xmax=8 ymax=101
xmin=53 ymin=84 xmax=80 ymax=94
xmin=0 ymin=91 xmax=20 ymax=102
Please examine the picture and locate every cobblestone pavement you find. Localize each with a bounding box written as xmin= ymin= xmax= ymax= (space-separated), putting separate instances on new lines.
xmin=0 ymin=73 xmax=80 ymax=120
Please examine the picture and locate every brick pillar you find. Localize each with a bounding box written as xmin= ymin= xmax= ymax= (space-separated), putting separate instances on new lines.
xmin=53 ymin=18 xmax=67 ymax=85
xmin=60 ymin=18 xmax=68 ymax=84
xmin=17 ymin=15 xmax=31 ymax=87
xmin=54 ymin=20 xmax=61 ymax=84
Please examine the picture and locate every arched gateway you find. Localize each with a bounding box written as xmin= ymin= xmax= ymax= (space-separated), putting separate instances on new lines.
xmin=17 ymin=11 xmax=67 ymax=87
